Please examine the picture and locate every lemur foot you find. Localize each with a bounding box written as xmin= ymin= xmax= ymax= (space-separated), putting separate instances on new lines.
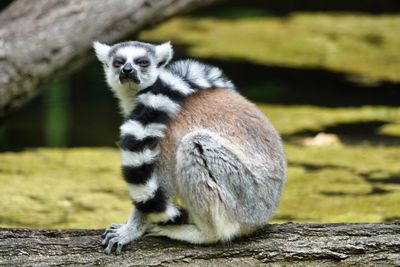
xmin=146 ymin=224 xmax=214 ymax=244
xmin=102 ymin=222 xmax=142 ymax=255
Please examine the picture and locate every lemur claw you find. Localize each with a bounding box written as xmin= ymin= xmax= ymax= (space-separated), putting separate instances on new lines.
xmin=102 ymin=223 xmax=124 ymax=239
xmin=102 ymin=222 xmax=140 ymax=255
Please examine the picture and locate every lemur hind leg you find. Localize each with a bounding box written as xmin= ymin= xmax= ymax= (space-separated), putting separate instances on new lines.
xmin=148 ymin=130 xmax=264 ymax=244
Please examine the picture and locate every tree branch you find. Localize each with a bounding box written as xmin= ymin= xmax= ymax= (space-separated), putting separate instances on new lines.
xmin=0 ymin=0 xmax=219 ymax=118
xmin=0 ymin=222 xmax=399 ymax=266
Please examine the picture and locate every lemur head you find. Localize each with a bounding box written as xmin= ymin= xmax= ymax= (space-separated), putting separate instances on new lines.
xmin=93 ymin=41 xmax=173 ymax=92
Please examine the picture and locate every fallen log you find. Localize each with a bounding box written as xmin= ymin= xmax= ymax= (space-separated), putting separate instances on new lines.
xmin=0 ymin=222 xmax=399 ymax=266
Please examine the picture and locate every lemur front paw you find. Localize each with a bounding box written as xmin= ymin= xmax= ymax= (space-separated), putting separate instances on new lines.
xmin=102 ymin=222 xmax=141 ymax=255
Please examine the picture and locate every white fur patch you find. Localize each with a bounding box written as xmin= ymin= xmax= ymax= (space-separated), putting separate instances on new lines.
xmin=224 ymin=80 xmax=235 ymax=89
xmin=120 ymin=120 xmax=166 ymax=140
xmin=169 ymin=59 xmax=235 ymax=90
xmin=121 ymin=148 xmax=159 ymax=167
xmin=155 ymin=42 xmax=173 ymax=67
xmin=159 ymin=71 xmax=195 ymax=95
xmin=211 ymin=202 xmax=240 ymax=241
xmin=127 ymin=176 xmax=158 ymax=203
xmin=117 ymin=46 xmax=147 ymax=63
xmin=137 ymin=93 xmax=180 ymax=116
xmin=194 ymin=77 xmax=212 ymax=88
xmin=213 ymin=80 xmax=225 ymax=88
xmin=107 ymin=78 xmax=138 ymax=116
xmin=188 ymin=62 xmax=212 ymax=88
xmin=208 ymin=67 xmax=222 ymax=80
xmin=93 ymin=41 xmax=111 ymax=64
xmin=147 ymin=203 xmax=180 ymax=223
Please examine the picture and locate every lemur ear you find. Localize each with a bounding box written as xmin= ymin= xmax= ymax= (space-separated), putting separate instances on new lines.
xmin=155 ymin=41 xmax=173 ymax=68
xmin=93 ymin=41 xmax=111 ymax=65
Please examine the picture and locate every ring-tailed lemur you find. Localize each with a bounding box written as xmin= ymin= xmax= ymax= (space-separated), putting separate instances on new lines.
xmin=94 ymin=40 xmax=286 ymax=255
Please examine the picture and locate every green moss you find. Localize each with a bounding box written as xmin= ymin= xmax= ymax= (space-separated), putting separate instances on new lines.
xmin=259 ymin=105 xmax=400 ymax=137
xmin=0 ymin=148 xmax=130 ymax=229
xmin=1 ymin=105 xmax=400 ymax=228
xmin=263 ymin=104 xmax=400 ymax=223
xmin=140 ymin=13 xmax=400 ymax=82
xmin=275 ymin=144 xmax=400 ymax=223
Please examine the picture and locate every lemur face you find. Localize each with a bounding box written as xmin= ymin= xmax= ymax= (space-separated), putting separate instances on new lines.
xmin=94 ymin=41 xmax=173 ymax=91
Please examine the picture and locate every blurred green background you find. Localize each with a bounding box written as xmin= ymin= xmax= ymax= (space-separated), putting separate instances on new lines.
xmin=0 ymin=0 xmax=399 ymax=229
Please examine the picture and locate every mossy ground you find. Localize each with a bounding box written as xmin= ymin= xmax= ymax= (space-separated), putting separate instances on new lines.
xmin=141 ymin=12 xmax=400 ymax=83
xmin=0 ymin=148 xmax=129 ymax=229
xmin=1 ymin=104 xmax=399 ymax=229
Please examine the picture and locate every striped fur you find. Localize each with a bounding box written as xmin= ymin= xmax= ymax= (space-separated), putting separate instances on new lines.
xmin=96 ymin=42 xmax=286 ymax=255
xmin=120 ymin=60 xmax=235 ymax=222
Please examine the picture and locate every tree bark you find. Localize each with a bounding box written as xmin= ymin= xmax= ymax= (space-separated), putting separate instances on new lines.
xmin=0 ymin=0 xmax=219 ymax=118
xmin=0 ymin=223 xmax=399 ymax=266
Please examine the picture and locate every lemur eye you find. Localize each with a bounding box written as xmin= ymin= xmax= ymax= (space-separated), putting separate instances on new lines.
xmin=136 ymin=58 xmax=150 ymax=67
xmin=112 ymin=58 xmax=125 ymax=68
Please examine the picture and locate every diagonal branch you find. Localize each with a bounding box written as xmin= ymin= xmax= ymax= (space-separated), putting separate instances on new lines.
xmin=0 ymin=0 xmax=220 ymax=118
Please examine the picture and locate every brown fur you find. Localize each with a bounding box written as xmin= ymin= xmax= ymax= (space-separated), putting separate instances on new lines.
xmin=157 ymin=88 xmax=285 ymax=192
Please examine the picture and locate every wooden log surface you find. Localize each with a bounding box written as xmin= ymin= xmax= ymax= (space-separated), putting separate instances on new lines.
xmin=0 ymin=222 xmax=399 ymax=266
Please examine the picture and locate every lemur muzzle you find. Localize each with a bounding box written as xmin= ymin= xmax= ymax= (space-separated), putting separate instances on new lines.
xmin=120 ymin=64 xmax=139 ymax=84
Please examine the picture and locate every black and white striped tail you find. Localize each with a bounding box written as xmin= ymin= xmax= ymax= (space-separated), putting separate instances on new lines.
xmin=120 ymin=60 xmax=234 ymax=223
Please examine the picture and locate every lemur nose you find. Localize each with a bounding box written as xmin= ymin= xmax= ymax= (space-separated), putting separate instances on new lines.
xmin=122 ymin=64 xmax=134 ymax=74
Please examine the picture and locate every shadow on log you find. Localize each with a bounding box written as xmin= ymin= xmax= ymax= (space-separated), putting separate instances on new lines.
xmin=1 ymin=222 xmax=399 ymax=266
